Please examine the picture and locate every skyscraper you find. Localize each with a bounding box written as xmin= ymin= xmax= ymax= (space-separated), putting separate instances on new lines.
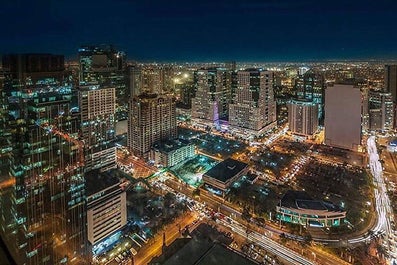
xmin=385 ymin=65 xmax=397 ymax=102
xmin=368 ymin=91 xmax=394 ymax=131
xmin=293 ymin=70 xmax=325 ymax=123
xmin=128 ymin=93 xmax=177 ymax=158
xmin=78 ymin=45 xmax=127 ymax=109
xmin=324 ymin=84 xmax=362 ymax=151
xmin=229 ymin=69 xmax=276 ymax=136
xmin=0 ymin=54 xmax=87 ymax=264
xmin=191 ymin=68 xmax=231 ymax=123
xmin=384 ymin=65 xmax=397 ymax=128
xmin=78 ymin=85 xmax=116 ymax=172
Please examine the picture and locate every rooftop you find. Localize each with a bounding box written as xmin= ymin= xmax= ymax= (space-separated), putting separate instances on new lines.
xmin=280 ymin=190 xmax=343 ymax=212
xmin=85 ymin=169 xmax=120 ymax=196
xmin=151 ymin=224 xmax=256 ymax=265
xmin=152 ymin=139 xmax=192 ymax=153
xmin=204 ymin=158 xmax=248 ymax=183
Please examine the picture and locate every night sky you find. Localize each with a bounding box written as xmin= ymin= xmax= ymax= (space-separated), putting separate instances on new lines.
xmin=2 ymin=0 xmax=397 ymax=62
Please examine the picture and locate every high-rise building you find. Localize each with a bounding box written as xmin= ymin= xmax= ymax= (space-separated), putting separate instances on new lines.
xmin=288 ymin=99 xmax=318 ymax=138
xmin=127 ymin=64 xmax=142 ymax=98
xmin=294 ymin=70 xmax=325 ymax=123
xmin=385 ymin=65 xmax=397 ymax=102
xmin=86 ymin=171 xmax=127 ymax=247
xmin=128 ymin=93 xmax=177 ymax=158
xmin=191 ymin=68 xmax=231 ymax=122
xmin=78 ymin=85 xmax=116 ymax=173
xmin=0 ymin=54 xmax=87 ymax=264
xmin=78 ymin=45 xmax=127 ymax=109
xmin=324 ymin=84 xmax=362 ymax=151
xmin=229 ymin=69 xmax=276 ymax=135
xmin=384 ymin=65 xmax=397 ymax=128
xmin=368 ymin=91 xmax=394 ymax=131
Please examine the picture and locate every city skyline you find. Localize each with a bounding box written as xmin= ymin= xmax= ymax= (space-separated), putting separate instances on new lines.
xmin=2 ymin=0 xmax=397 ymax=62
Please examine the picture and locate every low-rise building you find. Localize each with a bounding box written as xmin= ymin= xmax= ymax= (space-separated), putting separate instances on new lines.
xmin=151 ymin=139 xmax=195 ymax=167
xmin=86 ymin=170 xmax=127 ymax=246
xmin=276 ymin=190 xmax=346 ymax=227
xmin=202 ymin=158 xmax=248 ymax=192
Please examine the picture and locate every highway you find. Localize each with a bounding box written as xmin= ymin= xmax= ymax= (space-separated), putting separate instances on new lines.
xmin=217 ymin=218 xmax=315 ymax=265
xmin=364 ymin=136 xmax=396 ymax=263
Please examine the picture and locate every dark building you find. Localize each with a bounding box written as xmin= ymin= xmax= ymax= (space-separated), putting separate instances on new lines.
xmin=0 ymin=54 xmax=87 ymax=264
xmin=150 ymin=223 xmax=257 ymax=265
xmin=384 ymin=65 xmax=397 ymax=128
xmin=385 ymin=65 xmax=397 ymax=102
xmin=78 ymin=45 xmax=127 ymax=109
xmin=202 ymin=158 xmax=248 ymax=192
xmin=2 ymin=53 xmax=64 ymax=73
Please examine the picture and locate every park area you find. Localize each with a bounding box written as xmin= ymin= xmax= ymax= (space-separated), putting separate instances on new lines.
xmin=294 ymin=159 xmax=374 ymax=231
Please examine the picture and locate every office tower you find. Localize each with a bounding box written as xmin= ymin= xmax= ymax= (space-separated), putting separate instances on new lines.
xmin=128 ymin=93 xmax=177 ymax=158
xmin=384 ymin=65 xmax=397 ymax=128
xmin=78 ymin=85 xmax=116 ymax=172
xmin=86 ymin=171 xmax=127 ymax=247
xmin=0 ymin=54 xmax=86 ymax=264
xmin=385 ymin=65 xmax=397 ymax=102
xmin=191 ymin=68 xmax=231 ymax=122
xmin=324 ymin=84 xmax=362 ymax=151
xmin=229 ymin=69 xmax=277 ymax=135
xmin=368 ymin=91 xmax=394 ymax=131
xmin=288 ymin=99 xmax=318 ymax=138
xmin=78 ymin=45 xmax=127 ymax=108
xmin=140 ymin=65 xmax=174 ymax=95
xmin=294 ymin=70 xmax=325 ymax=122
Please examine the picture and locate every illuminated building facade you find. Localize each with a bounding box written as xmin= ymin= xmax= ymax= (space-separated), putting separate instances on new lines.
xmin=0 ymin=54 xmax=87 ymax=264
xmin=78 ymin=45 xmax=127 ymax=108
xmin=368 ymin=91 xmax=394 ymax=131
xmin=128 ymin=93 xmax=177 ymax=158
xmin=86 ymin=171 xmax=127 ymax=246
xmin=229 ymin=69 xmax=276 ymax=134
xmin=276 ymin=190 xmax=346 ymax=227
xmin=151 ymin=139 xmax=195 ymax=167
xmin=288 ymin=99 xmax=318 ymax=138
xmin=191 ymin=68 xmax=231 ymax=122
xmin=294 ymin=70 xmax=325 ymax=123
xmin=78 ymin=86 xmax=116 ymax=172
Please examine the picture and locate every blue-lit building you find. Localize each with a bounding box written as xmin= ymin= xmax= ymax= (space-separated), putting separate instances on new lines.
xmin=276 ymin=190 xmax=346 ymax=227
xmin=293 ymin=70 xmax=325 ymax=124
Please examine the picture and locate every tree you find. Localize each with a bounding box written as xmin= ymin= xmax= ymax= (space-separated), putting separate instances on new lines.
xmin=241 ymin=207 xmax=252 ymax=223
xmin=192 ymin=188 xmax=200 ymax=197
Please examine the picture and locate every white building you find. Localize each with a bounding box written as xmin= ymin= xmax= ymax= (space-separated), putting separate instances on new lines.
xmin=324 ymin=84 xmax=362 ymax=151
xmin=79 ymin=85 xmax=117 ymax=172
xmin=86 ymin=171 xmax=127 ymax=246
xmin=288 ymin=99 xmax=318 ymax=138
xmin=151 ymin=139 xmax=195 ymax=167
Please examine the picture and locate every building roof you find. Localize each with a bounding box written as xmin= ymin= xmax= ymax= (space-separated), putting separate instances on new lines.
xmin=85 ymin=169 xmax=120 ymax=196
xmin=204 ymin=158 xmax=248 ymax=183
xmin=152 ymin=224 xmax=257 ymax=265
xmin=280 ymin=190 xmax=343 ymax=212
xmin=152 ymin=139 xmax=191 ymax=154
